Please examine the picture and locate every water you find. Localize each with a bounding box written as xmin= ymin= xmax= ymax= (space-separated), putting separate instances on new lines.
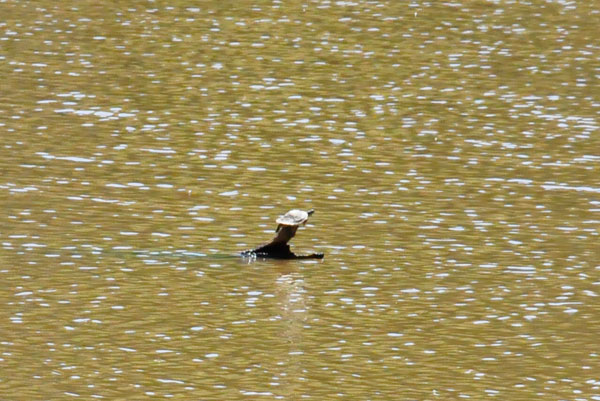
xmin=1 ymin=1 xmax=599 ymax=399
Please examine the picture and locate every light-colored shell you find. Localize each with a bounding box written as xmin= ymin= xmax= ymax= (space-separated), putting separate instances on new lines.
xmin=276 ymin=209 xmax=313 ymax=227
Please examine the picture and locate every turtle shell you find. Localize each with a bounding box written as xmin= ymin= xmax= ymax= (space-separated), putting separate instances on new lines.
xmin=276 ymin=209 xmax=314 ymax=227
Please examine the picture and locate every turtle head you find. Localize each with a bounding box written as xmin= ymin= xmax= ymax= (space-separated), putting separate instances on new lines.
xmin=307 ymin=209 xmax=315 ymax=216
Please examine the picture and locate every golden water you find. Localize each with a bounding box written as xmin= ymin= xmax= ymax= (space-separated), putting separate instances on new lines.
xmin=1 ymin=1 xmax=599 ymax=399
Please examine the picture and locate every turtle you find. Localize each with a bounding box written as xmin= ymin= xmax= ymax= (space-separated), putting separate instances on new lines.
xmin=241 ymin=208 xmax=323 ymax=259
xmin=276 ymin=208 xmax=314 ymax=233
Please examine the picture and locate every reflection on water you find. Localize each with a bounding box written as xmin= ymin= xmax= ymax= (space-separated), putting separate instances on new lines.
xmin=1 ymin=0 xmax=599 ymax=399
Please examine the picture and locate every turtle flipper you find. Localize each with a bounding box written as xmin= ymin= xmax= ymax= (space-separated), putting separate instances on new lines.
xmin=294 ymin=252 xmax=324 ymax=260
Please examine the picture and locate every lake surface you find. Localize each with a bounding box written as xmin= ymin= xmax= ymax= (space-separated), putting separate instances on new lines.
xmin=1 ymin=1 xmax=599 ymax=399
